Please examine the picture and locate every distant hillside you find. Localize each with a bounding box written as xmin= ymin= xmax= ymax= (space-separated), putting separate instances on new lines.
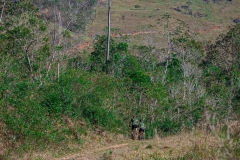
xmin=86 ymin=0 xmax=239 ymax=46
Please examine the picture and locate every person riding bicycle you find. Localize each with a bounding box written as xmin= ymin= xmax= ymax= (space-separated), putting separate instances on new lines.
xmin=139 ymin=119 xmax=145 ymax=134
xmin=129 ymin=116 xmax=139 ymax=135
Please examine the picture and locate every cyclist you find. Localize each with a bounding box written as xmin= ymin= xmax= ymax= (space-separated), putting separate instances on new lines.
xmin=139 ymin=119 xmax=145 ymax=138
xmin=129 ymin=116 xmax=139 ymax=135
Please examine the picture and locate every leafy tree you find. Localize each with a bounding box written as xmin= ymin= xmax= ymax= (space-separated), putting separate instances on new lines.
xmin=0 ymin=0 xmax=50 ymax=83
xmin=90 ymin=34 xmax=128 ymax=75
xmin=204 ymin=24 xmax=240 ymax=120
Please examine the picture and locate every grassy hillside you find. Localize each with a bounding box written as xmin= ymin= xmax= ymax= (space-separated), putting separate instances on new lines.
xmin=87 ymin=0 xmax=240 ymax=46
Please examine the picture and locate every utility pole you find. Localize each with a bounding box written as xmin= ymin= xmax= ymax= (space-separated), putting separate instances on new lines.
xmin=106 ymin=0 xmax=111 ymax=74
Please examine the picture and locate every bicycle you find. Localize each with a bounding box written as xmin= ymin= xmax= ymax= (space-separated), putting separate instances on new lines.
xmin=131 ymin=127 xmax=138 ymax=140
xmin=138 ymin=129 xmax=145 ymax=140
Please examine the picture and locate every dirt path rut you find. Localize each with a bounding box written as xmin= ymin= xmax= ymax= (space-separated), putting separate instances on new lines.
xmin=50 ymin=132 xmax=217 ymax=160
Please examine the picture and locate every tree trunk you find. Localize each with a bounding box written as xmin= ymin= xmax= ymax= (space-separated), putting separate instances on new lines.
xmin=162 ymin=31 xmax=171 ymax=83
xmin=164 ymin=31 xmax=171 ymax=74
xmin=0 ymin=1 xmax=5 ymax=23
xmin=106 ymin=0 xmax=111 ymax=74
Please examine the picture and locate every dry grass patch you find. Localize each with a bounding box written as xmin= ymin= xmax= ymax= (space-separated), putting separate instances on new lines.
xmin=0 ymin=121 xmax=7 ymax=156
xmin=4 ymin=127 xmax=239 ymax=160
xmin=50 ymin=130 xmax=223 ymax=160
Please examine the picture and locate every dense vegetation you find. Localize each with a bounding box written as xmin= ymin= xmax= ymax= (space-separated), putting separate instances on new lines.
xmin=0 ymin=0 xmax=239 ymax=158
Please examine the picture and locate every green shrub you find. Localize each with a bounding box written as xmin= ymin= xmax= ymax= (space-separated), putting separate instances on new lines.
xmin=154 ymin=119 xmax=181 ymax=135
xmin=80 ymin=89 xmax=122 ymax=131
xmin=122 ymin=55 xmax=151 ymax=85
xmin=3 ymin=100 xmax=53 ymax=142
xmin=90 ymin=35 xmax=128 ymax=74
xmin=134 ymin=5 xmax=141 ymax=8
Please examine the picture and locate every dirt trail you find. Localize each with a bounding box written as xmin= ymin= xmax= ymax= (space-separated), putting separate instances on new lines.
xmin=51 ymin=132 xmax=218 ymax=160
xmin=70 ymin=25 xmax=225 ymax=52
xmin=55 ymin=143 xmax=130 ymax=160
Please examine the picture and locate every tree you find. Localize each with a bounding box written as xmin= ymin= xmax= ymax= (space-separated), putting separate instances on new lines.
xmin=106 ymin=0 xmax=111 ymax=74
xmin=204 ymin=24 xmax=240 ymax=124
xmin=162 ymin=33 xmax=205 ymax=128
xmin=35 ymin=0 xmax=98 ymax=81
xmin=90 ymin=35 xmax=128 ymax=76
xmin=0 ymin=0 xmax=50 ymax=83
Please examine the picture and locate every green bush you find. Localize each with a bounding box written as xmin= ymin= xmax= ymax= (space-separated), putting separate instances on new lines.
xmin=90 ymin=35 xmax=128 ymax=74
xmin=122 ymin=55 xmax=151 ymax=85
xmin=40 ymin=83 xmax=74 ymax=115
xmin=134 ymin=5 xmax=141 ymax=8
xmin=155 ymin=119 xmax=181 ymax=135
xmin=4 ymin=100 xmax=53 ymax=142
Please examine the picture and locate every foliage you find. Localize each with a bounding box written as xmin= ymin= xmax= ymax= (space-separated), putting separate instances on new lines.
xmin=166 ymin=56 xmax=183 ymax=83
xmin=0 ymin=0 xmax=239 ymax=157
xmin=90 ymin=34 xmax=128 ymax=75
xmin=0 ymin=0 xmax=50 ymax=82
xmin=122 ymin=55 xmax=151 ymax=85
xmin=203 ymin=24 xmax=240 ymax=118
xmin=134 ymin=5 xmax=141 ymax=9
